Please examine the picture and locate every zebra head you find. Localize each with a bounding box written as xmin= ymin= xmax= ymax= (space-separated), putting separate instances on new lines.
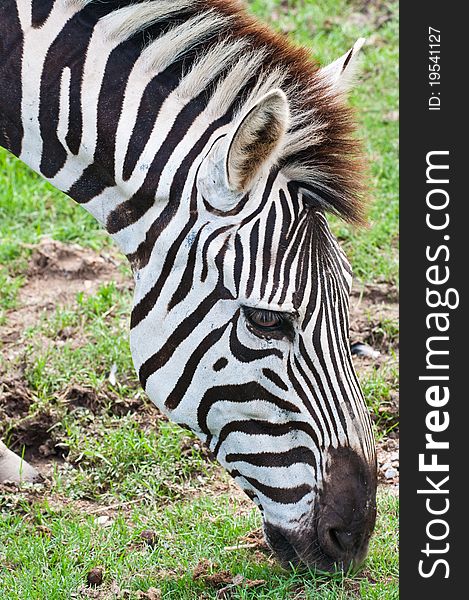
xmin=129 ymin=41 xmax=377 ymax=572
xmin=0 ymin=0 xmax=375 ymax=572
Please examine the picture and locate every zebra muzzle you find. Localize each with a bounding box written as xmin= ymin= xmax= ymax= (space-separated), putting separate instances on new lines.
xmin=263 ymin=446 xmax=377 ymax=572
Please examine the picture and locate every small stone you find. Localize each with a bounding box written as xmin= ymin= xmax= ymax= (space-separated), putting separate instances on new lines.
xmin=385 ymin=468 xmax=398 ymax=480
xmin=140 ymin=529 xmax=158 ymax=548
xmin=350 ymin=342 xmax=381 ymax=359
xmin=108 ymin=363 xmax=118 ymax=386
xmin=87 ymin=566 xmax=104 ymax=587
xmin=384 ymin=110 xmax=399 ymax=122
xmin=232 ymin=574 xmax=245 ymax=586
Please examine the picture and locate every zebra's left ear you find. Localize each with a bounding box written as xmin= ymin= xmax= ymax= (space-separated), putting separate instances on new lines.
xmin=225 ymin=89 xmax=290 ymax=193
xmin=320 ymin=38 xmax=366 ymax=92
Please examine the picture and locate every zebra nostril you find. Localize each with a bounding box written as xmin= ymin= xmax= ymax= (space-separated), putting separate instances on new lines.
xmin=318 ymin=523 xmax=361 ymax=560
xmin=329 ymin=528 xmax=355 ymax=554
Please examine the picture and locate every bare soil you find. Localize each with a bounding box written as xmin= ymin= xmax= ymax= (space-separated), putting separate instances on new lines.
xmin=350 ymin=282 xmax=399 ymax=493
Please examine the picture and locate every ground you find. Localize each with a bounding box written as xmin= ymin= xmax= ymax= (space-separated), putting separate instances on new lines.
xmin=0 ymin=0 xmax=398 ymax=598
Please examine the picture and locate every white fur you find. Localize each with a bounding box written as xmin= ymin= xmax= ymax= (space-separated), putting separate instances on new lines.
xmin=320 ymin=37 xmax=366 ymax=92
xmin=99 ymin=1 xmax=194 ymax=42
xmin=226 ymin=89 xmax=290 ymax=192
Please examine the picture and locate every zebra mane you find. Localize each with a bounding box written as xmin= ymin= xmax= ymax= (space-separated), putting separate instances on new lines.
xmin=78 ymin=0 xmax=366 ymax=224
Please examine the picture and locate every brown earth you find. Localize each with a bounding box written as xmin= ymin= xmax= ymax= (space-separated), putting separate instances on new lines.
xmin=350 ymin=282 xmax=399 ymax=494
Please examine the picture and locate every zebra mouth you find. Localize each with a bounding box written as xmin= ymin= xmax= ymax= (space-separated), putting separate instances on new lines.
xmin=263 ymin=521 xmax=357 ymax=573
xmin=263 ymin=525 xmax=302 ymax=568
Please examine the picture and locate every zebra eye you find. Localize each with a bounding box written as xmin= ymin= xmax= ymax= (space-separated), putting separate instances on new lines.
xmin=243 ymin=307 xmax=293 ymax=338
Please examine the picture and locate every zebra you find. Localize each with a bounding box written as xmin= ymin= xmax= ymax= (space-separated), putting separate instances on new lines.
xmin=0 ymin=0 xmax=377 ymax=572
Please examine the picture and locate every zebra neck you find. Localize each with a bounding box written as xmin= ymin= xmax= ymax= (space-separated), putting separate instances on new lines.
xmin=0 ymin=0 xmax=235 ymax=260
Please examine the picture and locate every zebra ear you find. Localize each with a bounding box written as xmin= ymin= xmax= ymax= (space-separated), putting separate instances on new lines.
xmin=320 ymin=38 xmax=366 ymax=92
xmin=225 ymin=89 xmax=290 ymax=193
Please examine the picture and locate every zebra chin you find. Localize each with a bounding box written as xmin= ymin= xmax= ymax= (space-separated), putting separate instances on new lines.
xmin=262 ymin=446 xmax=377 ymax=572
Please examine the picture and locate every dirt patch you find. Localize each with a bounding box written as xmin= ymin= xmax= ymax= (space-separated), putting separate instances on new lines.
xmin=350 ymin=283 xmax=399 ymax=351
xmin=7 ymin=411 xmax=58 ymax=456
xmin=0 ymin=238 xmax=131 ymax=358
xmin=193 ymin=559 xmax=266 ymax=595
xmin=0 ymin=381 xmax=58 ymax=461
xmin=28 ymin=239 xmax=118 ymax=280
xmin=62 ymin=385 xmax=146 ymax=418
xmin=350 ymin=282 xmax=399 ymax=490
xmin=0 ymin=380 xmax=156 ymax=464
xmin=0 ymin=378 xmax=34 ymax=419
xmin=180 ymin=435 xmax=216 ymax=463
xmin=377 ymin=437 xmax=399 ymax=493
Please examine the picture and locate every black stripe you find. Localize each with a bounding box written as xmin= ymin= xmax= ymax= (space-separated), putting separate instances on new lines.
xmin=165 ymin=319 xmax=233 ymax=410
xmin=237 ymin=169 xmax=280 ymax=230
xmin=122 ymin=70 xmax=180 ymax=181
xmin=302 ymin=308 xmax=338 ymax=437
xmin=292 ymin=216 xmax=313 ymax=309
xmin=245 ymin=219 xmax=260 ymax=298
xmin=289 ymin=357 xmax=333 ymax=444
xmin=139 ymin=285 xmax=233 ymax=388
xmin=268 ymin=189 xmax=293 ymax=303
xmin=310 ymin=304 xmax=348 ymax=439
xmin=213 ymin=419 xmax=321 ymax=458
xmin=301 ymin=220 xmax=321 ymax=330
xmin=260 ymin=202 xmax=276 ymax=298
xmin=213 ymin=357 xmax=228 ymax=372
xmin=203 ymin=192 xmax=251 ymax=217
xmin=321 ymin=266 xmax=358 ymax=448
xmin=233 ymin=232 xmax=243 ymax=295
xmin=277 ymin=214 xmax=309 ymax=306
xmin=231 ymin=470 xmax=312 ymax=505
xmin=167 ymin=224 xmax=207 ymax=312
xmin=198 ymin=383 xmax=301 ymax=437
xmin=229 ymin=315 xmax=283 ymax=362
xmin=201 ymin=225 xmax=232 ymax=282
xmin=65 ymin=61 xmax=85 ymax=156
xmin=32 ymin=0 xmax=55 ymax=28
xmin=0 ymin=1 xmax=24 ymax=157
xmin=92 ymin=40 xmax=138 ymax=182
xmin=68 ymin=163 xmax=115 ymax=204
xmin=130 ymin=182 xmax=199 ymax=328
xmin=262 ymin=368 xmax=288 ymax=392
xmin=107 ymin=93 xmax=218 ymax=235
xmin=226 ymin=446 xmax=316 ymax=468
xmin=124 ymin=115 xmax=234 ymax=268
xmin=38 ymin=12 xmax=95 ymax=178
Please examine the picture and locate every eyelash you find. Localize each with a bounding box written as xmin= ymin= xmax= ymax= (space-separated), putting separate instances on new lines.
xmin=243 ymin=307 xmax=294 ymax=339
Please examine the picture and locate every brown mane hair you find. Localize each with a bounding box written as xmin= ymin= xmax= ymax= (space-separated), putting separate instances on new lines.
xmin=201 ymin=0 xmax=366 ymax=225
xmin=95 ymin=0 xmax=366 ymax=224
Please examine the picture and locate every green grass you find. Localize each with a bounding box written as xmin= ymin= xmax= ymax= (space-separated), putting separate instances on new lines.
xmin=22 ymin=282 xmax=135 ymax=397
xmin=0 ymin=0 xmax=399 ymax=598
xmin=0 ymin=491 xmax=398 ymax=599
xmin=249 ymin=0 xmax=399 ymax=284
xmin=360 ymin=356 xmax=399 ymax=439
